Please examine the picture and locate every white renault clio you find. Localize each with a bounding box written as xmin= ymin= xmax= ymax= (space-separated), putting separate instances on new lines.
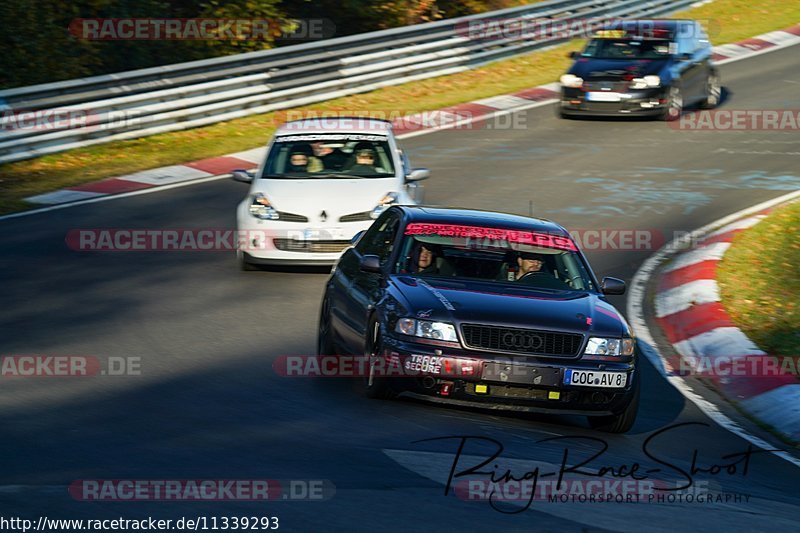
xmin=234 ymin=117 xmax=429 ymax=269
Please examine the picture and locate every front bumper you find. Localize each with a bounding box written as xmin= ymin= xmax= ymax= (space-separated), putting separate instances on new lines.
xmin=560 ymin=87 xmax=668 ymax=117
xmin=382 ymin=335 xmax=637 ymax=416
xmin=236 ymin=207 xmax=372 ymax=265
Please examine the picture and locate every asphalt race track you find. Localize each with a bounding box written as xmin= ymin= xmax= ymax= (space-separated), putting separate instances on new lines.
xmin=1 ymin=44 xmax=798 ymax=531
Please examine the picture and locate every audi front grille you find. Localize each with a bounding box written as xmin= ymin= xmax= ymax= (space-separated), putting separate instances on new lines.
xmin=461 ymin=324 xmax=584 ymax=357
xmin=273 ymin=239 xmax=351 ymax=254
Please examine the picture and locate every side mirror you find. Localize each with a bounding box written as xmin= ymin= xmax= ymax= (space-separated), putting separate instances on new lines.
xmin=601 ymin=277 xmax=626 ymax=295
xmin=405 ymin=168 xmax=430 ymax=182
xmin=232 ymin=169 xmax=255 ymax=183
xmin=351 ymin=230 xmax=366 ymax=246
xmin=568 ymin=51 xmax=579 ymax=59
xmin=360 ymin=254 xmax=382 ymax=274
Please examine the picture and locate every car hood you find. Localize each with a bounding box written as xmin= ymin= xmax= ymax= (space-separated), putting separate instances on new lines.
xmin=252 ymin=177 xmax=398 ymax=220
xmin=569 ymin=58 xmax=670 ymax=80
xmin=391 ymin=276 xmax=627 ymax=337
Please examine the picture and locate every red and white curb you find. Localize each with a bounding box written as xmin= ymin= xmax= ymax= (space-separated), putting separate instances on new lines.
xmin=629 ymin=190 xmax=800 ymax=452
xmin=19 ymin=23 xmax=800 ymax=207
xmin=25 ymin=148 xmax=265 ymax=205
xmin=22 ymin=83 xmax=562 ymax=206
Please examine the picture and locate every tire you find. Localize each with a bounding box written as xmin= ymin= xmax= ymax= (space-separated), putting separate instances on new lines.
xmin=700 ymin=73 xmax=721 ymax=109
xmin=238 ymin=251 xmax=257 ymax=271
xmin=587 ymin=374 xmax=640 ymax=433
xmin=363 ymin=317 xmax=392 ymax=399
xmin=317 ymin=295 xmax=335 ymax=357
xmin=660 ymin=85 xmax=683 ymax=121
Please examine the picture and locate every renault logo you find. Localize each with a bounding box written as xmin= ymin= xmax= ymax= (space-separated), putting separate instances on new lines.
xmin=501 ymin=331 xmax=544 ymax=350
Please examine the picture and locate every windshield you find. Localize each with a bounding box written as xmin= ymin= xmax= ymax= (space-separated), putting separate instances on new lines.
xmin=262 ymin=133 xmax=396 ymax=179
xmin=393 ymin=223 xmax=597 ymax=292
xmin=581 ymin=38 xmax=673 ymax=60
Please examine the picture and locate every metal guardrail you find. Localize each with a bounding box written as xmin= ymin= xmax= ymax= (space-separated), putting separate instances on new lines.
xmin=0 ymin=0 xmax=695 ymax=164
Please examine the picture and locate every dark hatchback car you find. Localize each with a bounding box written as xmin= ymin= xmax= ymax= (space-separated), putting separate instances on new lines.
xmin=559 ymin=19 xmax=720 ymax=120
xmin=318 ymin=206 xmax=640 ymax=432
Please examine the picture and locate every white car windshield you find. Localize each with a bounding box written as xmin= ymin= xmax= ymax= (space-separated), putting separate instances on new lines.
xmin=263 ymin=134 xmax=396 ymax=179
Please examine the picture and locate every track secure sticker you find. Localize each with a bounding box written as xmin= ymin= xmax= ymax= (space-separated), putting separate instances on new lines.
xmin=405 ymin=355 xmax=443 ymax=374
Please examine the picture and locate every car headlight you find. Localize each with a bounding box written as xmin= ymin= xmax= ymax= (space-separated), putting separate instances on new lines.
xmin=249 ymin=193 xmax=279 ymax=220
xmin=560 ymin=74 xmax=584 ymax=88
xmin=584 ymin=337 xmax=635 ymax=356
xmin=371 ymin=192 xmax=399 ymax=219
xmin=395 ymin=318 xmax=458 ymax=342
xmin=630 ymin=75 xmax=661 ymax=89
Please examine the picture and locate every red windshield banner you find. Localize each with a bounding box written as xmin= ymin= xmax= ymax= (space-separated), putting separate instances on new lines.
xmin=404 ymin=223 xmax=577 ymax=251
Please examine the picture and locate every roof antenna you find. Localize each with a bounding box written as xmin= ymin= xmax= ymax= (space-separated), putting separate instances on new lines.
xmin=529 ymin=200 xmax=533 ymax=217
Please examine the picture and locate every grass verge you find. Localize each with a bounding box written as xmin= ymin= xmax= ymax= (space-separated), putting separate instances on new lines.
xmin=717 ymin=200 xmax=800 ymax=358
xmin=1 ymin=0 xmax=799 ymax=214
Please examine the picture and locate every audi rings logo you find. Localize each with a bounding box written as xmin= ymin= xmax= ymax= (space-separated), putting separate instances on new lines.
xmin=501 ymin=331 xmax=544 ymax=351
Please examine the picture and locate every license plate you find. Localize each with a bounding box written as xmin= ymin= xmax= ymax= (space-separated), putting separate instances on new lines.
xmin=299 ymin=227 xmax=346 ymax=240
xmin=483 ymin=362 xmax=561 ymax=386
xmin=586 ymin=91 xmax=622 ymax=102
xmin=564 ymin=369 xmax=627 ymax=388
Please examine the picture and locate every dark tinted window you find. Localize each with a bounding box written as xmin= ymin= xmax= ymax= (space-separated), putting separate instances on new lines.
xmin=582 ymin=38 xmax=672 ymax=59
xmin=356 ymin=211 xmax=401 ymax=263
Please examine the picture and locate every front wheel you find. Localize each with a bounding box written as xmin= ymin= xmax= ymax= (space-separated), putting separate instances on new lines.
xmin=317 ymin=295 xmax=335 ymax=357
xmin=237 ymin=251 xmax=257 ymax=271
xmin=364 ymin=318 xmax=392 ymax=399
xmin=700 ymin=73 xmax=721 ymax=109
xmin=660 ymin=86 xmax=683 ymax=121
xmin=587 ymin=374 xmax=640 ymax=433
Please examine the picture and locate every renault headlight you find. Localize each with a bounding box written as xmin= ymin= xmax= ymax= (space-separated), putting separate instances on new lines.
xmin=560 ymin=74 xmax=584 ymax=88
xmin=395 ymin=318 xmax=458 ymax=342
xmin=630 ymin=75 xmax=661 ymax=89
xmin=584 ymin=337 xmax=635 ymax=356
xmin=249 ymin=193 xmax=279 ymax=220
xmin=371 ymin=192 xmax=399 ymax=219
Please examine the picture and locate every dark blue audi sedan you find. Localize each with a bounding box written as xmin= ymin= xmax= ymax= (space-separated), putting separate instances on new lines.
xmin=558 ymin=19 xmax=721 ymax=120
xmin=318 ymin=206 xmax=640 ymax=433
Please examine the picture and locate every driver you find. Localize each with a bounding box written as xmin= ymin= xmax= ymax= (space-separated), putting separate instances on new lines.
xmin=348 ymin=143 xmax=384 ymax=174
xmin=411 ymin=242 xmax=439 ymax=275
xmin=515 ymin=252 xmax=546 ymax=280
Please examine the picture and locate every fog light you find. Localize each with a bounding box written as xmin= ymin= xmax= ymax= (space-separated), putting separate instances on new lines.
xmin=548 ymin=391 xmax=561 ymax=400
xmin=475 ymin=383 xmax=488 ymax=394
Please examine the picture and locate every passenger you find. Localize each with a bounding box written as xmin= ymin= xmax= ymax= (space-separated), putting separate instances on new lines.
xmin=287 ymin=144 xmax=312 ymax=173
xmin=309 ymin=142 xmax=348 ymax=171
